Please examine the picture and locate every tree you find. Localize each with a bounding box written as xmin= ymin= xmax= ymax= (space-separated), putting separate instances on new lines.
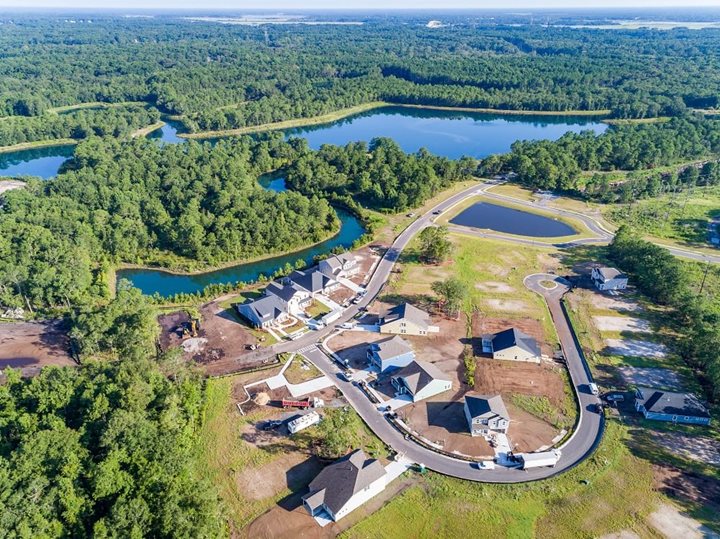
xmin=431 ymin=277 xmax=468 ymax=317
xmin=418 ymin=226 xmax=453 ymax=264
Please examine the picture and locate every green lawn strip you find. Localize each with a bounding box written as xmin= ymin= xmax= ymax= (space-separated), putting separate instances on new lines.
xmin=284 ymin=355 xmax=323 ymax=385
xmin=511 ymin=394 xmax=574 ymax=429
xmin=305 ymin=300 xmax=331 ymax=319
xmin=345 ymin=423 xmax=660 ymax=539
xmin=0 ymin=138 xmax=77 ymax=153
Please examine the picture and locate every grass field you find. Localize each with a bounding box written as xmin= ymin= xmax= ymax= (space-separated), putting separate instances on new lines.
xmin=345 ymin=423 xmax=661 ymax=539
xmin=393 ymin=234 xmax=560 ymax=341
xmin=608 ymin=187 xmax=720 ymax=246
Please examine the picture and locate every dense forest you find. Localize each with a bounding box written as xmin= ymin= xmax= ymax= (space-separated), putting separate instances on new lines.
xmin=0 ymin=135 xmax=339 ymax=310
xmin=0 ymin=105 xmax=160 ymax=147
xmin=480 ymin=115 xmax=720 ymax=198
xmin=0 ymin=287 xmax=223 ymax=537
xmin=608 ymin=227 xmax=720 ymax=401
xmin=285 ymin=138 xmax=475 ymax=211
xmin=2 ymin=12 xmax=720 ymax=144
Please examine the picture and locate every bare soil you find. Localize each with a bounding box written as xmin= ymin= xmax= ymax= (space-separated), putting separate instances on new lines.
xmin=618 ymin=367 xmax=685 ymax=391
xmin=158 ymin=299 xmax=263 ymax=376
xmin=593 ymin=315 xmax=651 ymax=333
xmin=484 ymin=299 xmax=531 ymax=312
xmin=327 ymin=331 xmax=387 ymax=370
xmin=653 ymin=433 xmax=720 ymax=465
xmin=235 ymin=453 xmax=323 ymax=501
xmin=401 ymin=391 xmax=494 ymax=458
xmin=505 ymin=402 xmax=560 ymax=453
xmin=473 ymin=359 xmax=568 ymax=410
xmin=0 ymin=320 xmax=75 ymax=376
xmin=652 ymin=465 xmax=720 ymax=524
xmin=604 ymin=339 xmax=668 ymax=359
xmin=647 ymin=502 xmax=720 ymax=539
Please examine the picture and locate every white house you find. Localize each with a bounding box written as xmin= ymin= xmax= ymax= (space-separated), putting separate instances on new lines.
xmin=591 ymin=267 xmax=628 ymax=291
xmin=284 ymin=269 xmax=339 ymax=296
xmin=464 ymin=393 xmax=510 ymax=436
xmin=379 ymin=303 xmax=440 ymax=336
xmin=367 ymin=336 xmax=416 ymax=372
xmin=303 ymin=449 xmax=387 ymax=522
xmin=265 ymin=281 xmax=311 ymax=316
xmin=318 ymin=253 xmax=359 ymax=280
xmin=481 ymin=328 xmax=541 ymax=363
xmin=391 ymin=360 xmax=452 ymax=402
xmin=236 ymin=295 xmax=288 ymax=328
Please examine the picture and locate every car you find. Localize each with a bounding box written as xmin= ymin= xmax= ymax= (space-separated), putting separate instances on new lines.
xmin=592 ymin=403 xmax=604 ymax=414
xmin=603 ymin=392 xmax=625 ymax=402
xmin=340 ymin=322 xmax=355 ymax=329
xmin=432 ymin=210 xmax=442 ymax=215
xmin=475 ymin=461 xmax=496 ymax=470
xmin=588 ymin=383 xmax=600 ymax=396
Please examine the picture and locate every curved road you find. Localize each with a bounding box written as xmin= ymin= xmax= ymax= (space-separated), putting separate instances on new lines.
xmin=238 ymin=178 xmax=711 ymax=482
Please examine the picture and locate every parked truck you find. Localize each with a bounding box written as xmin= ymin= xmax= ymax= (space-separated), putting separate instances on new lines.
xmin=516 ymin=449 xmax=562 ymax=470
xmin=288 ymin=412 xmax=321 ymax=434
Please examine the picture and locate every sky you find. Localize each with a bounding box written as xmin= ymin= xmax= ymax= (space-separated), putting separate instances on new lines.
xmin=2 ymin=0 xmax=720 ymax=9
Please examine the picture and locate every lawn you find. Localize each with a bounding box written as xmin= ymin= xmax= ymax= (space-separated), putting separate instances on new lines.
xmin=305 ymin=299 xmax=331 ymax=319
xmin=345 ymin=423 xmax=661 ymax=539
xmin=390 ymin=234 xmax=560 ymax=342
xmin=284 ymin=355 xmax=323 ymax=385
xmin=607 ymin=187 xmax=720 ymax=246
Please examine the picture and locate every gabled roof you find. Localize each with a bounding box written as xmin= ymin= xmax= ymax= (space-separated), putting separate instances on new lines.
xmin=392 ymin=360 xmax=450 ymax=395
xmin=303 ymin=449 xmax=386 ymax=515
xmin=636 ymin=387 xmax=710 ymax=418
xmin=381 ymin=303 xmax=430 ymax=330
xmin=465 ymin=393 xmax=509 ymax=421
xmin=265 ymin=281 xmax=306 ymax=302
xmin=369 ymin=336 xmax=414 ymax=361
xmin=486 ymin=328 xmax=540 ymax=357
xmin=237 ymin=295 xmax=285 ymax=323
xmin=288 ymin=269 xmax=331 ymax=294
xmin=595 ymin=267 xmax=627 ymax=281
xmin=322 ymin=253 xmax=356 ymax=273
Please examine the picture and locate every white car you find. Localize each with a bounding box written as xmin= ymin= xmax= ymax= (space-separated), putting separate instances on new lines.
xmin=476 ymin=461 xmax=496 ymax=470
xmin=340 ymin=322 xmax=355 ymax=329
xmin=588 ymin=383 xmax=599 ymax=396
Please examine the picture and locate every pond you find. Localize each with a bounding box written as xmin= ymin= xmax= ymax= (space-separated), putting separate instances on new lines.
xmin=257 ymin=171 xmax=287 ymax=192
xmin=449 ymin=202 xmax=577 ymax=237
xmin=147 ymin=119 xmax=185 ymax=144
xmin=115 ymin=208 xmax=365 ymax=297
xmin=282 ymin=106 xmax=608 ymax=159
xmin=0 ymin=144 xmax=75 ymax=179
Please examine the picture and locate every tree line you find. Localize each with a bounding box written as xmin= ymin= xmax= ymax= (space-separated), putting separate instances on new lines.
xmin=0 ymin=106 xmax=160 ymax=147
xmin=608 ymin=227 xmax=720 ymax=402
xmin=480 ymin=115 xmax=720 ymax=199
xmin=0 ymin=135 xmax=337 ymax=311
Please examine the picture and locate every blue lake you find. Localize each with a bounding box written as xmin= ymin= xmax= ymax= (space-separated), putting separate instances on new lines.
xmin=282 ymin=106 xmax=608 ymax=159
xmin=116 ymin=208 xmax=364 ymax=296
xmin=450 ymin=202 xmax=577 ymax=237
xmin=2 ymin=107 xmax=606 ymax=296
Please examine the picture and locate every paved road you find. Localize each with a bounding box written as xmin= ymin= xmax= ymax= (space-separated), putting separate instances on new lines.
xmin=297 ymin=272 xmax=603 ymax=482
xmin=475 ymin=185 xmax=720 ymax=264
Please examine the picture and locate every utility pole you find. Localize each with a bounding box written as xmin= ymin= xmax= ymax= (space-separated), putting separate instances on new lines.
xmin=698 ymin=260 xmax=711 ymax=297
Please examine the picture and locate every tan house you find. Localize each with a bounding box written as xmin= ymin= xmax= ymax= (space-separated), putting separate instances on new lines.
xmin=481 ymin=328 xmax=541 ymax=363
xmin=379 ymin=303 xmax=439 ymax=336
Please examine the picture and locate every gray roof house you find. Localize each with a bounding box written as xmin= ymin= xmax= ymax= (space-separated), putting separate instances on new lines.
xmin=367 ymin=336 xmax=416 ymax=372
xmin=635 ymin=387 xmax=711 ymax=425
xmin=285 ymin=269 xmax=337 ymax=296
xmin=318 ymin=253 xmax=358 ymax=280
xmin=391 ymin=360 xmax=452 ymax=402
xmin=236 ymin=295 xmax=287 ymax=329
xmin=481 ymin=328 xmax=541 ymax=362
xmin=303 ymin=449 xmax=387 ymax=522
xmin=265 ymin=281 xmax=311 ymax=315
xmin=379 ymin=303 xmax=439 ymax=336
xmin=464 ymin=393 xmax=510 ymax=436
xmin=591 ymin=266 xmax=628 ymax=291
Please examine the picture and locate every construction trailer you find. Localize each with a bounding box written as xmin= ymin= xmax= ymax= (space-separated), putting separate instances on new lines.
xmin=517 ymin=449 xmax=562 ymax=470
xmin=288 ymin=411 xmax=321 ymax=434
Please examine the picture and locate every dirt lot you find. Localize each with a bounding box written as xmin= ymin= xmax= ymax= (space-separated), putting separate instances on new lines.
xmin=505 ymin=402 xmax=560 ymax=453
xmin=647 ymin=502 xmax=720 ymax=539
xmin=346 ymin=245 xmax=381 ymax=287
xmin=653 ymin=432 xmax=720 ymax=465
xmin=0 ymin=320 xmax=75 ymax=376
xmin=618 ymin=367 xmax=686 ymax=390
xmin=604 ymin=338 xmax=668 ymax=359
xmin=651 ymin=465 xmax=720 ymax=531
xmin=158 ymin=299 xmax=264 ymax=375
xmin=593 ymin=316 xmax=651 ymax=333
xmin=592 ymin=295 xmax=643 ymax=313
xmin=471 ymin=313 xmax=553 ymax=357
xmin=474 ymin=359 xmax=568 ymax=410
xmin=327 ymin=330 xmax=388 ymax=370
xmin=401 ymin=392 xmax=494 ymax=458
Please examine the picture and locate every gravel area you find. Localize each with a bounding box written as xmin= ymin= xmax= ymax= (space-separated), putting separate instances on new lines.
xmin=604 ymin=339 xmax=668 ymax=359
xmin=593 ymin=316 xmax=651 ymax=333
